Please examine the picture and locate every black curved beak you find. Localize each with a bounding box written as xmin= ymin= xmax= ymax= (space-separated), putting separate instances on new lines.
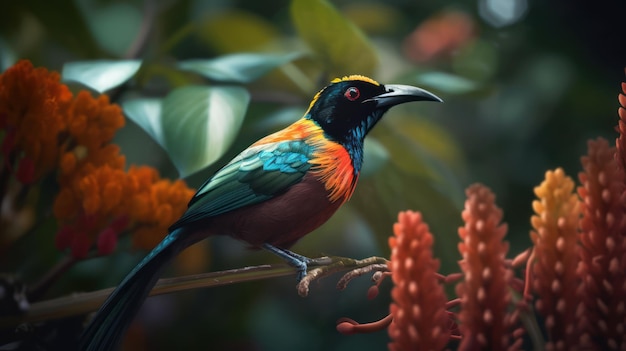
xmin=366 ymin=84 xmax=443 ymax=108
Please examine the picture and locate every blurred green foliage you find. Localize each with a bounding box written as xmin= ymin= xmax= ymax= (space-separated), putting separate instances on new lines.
xmin=1 ymin=0 xmax=625 ymax=350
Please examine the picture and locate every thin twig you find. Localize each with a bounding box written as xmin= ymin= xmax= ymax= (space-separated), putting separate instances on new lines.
xmin=27 ymin=256 xmax=78 ymax=302
xmin=124 ymin=0 xmax=157 ymax=60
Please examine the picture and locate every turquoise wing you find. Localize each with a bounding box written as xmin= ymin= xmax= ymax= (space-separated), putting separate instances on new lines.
xmin=169 ymin=140 xmax=313 ymax=230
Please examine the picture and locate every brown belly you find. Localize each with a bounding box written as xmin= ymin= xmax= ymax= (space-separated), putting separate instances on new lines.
xmin=206 ymin=175 xmax=344 ymax=249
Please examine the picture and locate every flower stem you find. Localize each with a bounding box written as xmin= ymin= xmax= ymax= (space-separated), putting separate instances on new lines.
xmin=510 ymin=287 xmax=544 ymax=351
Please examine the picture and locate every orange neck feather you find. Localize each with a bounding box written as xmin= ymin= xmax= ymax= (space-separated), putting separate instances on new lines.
xmin=253 ymin=119 xmax=358 ymax=204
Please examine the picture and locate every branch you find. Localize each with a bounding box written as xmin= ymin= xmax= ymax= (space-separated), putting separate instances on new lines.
xmin=0 ymin=255 xmax=388 ymax=328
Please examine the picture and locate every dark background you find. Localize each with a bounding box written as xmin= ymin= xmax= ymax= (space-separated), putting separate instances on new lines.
xmin=1 ymin=0 xmax=625 ymax=349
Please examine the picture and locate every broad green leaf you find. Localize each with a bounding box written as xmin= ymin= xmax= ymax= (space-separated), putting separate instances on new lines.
xmin=291 ymin=0 xmax=378 ymax=77
xmin=342 ymin=3 xmax=402 ymax=35
xmin=198 ymin=10 xmax=280 ymax=54
xmin=178 ymin=52 xmax=303 ymax=83
xmin=122 ymin=98 xmax=164 ymax=147
xmin=162 ymin=86 xmax=250 ymax=178
xmin=62 ymin=60 xmax=142 ymax=93
xmin=414 ymin=71 xmax=479 ymax=95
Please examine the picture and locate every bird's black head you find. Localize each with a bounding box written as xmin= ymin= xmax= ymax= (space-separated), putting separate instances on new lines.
xmin=305 ymin=75 xmax=442 ymax=145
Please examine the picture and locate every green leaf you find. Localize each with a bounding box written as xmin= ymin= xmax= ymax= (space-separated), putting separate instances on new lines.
xmin=414 ymin=71 xmax=479 ymax=95
xmin=178 ymin=52 xmax=303 ymax=83
xmin=162 ymin=86 xmax=250 ymax=178
xmin=122 ymin=98 xmax=164 ymax=147
xmin=62 ymin=60 xmax=142 ymax=93
xmin=197 ymin=10 xmax=280 ymax=54
xmin=291 ymin=0 xmax=378 ymax=77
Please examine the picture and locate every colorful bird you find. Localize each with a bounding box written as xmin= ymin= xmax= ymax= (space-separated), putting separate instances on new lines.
xmin=78 ymin=75 xmax=442 ymax=350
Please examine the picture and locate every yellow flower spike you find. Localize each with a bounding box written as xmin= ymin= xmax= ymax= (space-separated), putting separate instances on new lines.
xmin=529 ymin=168 xmax=582 ymax=349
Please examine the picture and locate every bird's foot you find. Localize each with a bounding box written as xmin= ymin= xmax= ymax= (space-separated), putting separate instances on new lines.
xmin=262 ymin=244 xmax=311 ymax=282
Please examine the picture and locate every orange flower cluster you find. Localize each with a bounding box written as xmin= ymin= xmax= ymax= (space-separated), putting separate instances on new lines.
xmin=387 ymin=211 xmax=450 ymax=351
xmin=0 ymin=60 xmax=72 ymax=182
xmin=0 ymin=60 xmax=194 ymax=258
xmin=456 ymin=184 xmax=520 ymax=351
xmin=530 ymin=168 xmax=583 ymax=349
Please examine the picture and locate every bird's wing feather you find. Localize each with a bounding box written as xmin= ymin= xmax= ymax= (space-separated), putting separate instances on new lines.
xmin=170 ymin=140 xmax=313 ymax=229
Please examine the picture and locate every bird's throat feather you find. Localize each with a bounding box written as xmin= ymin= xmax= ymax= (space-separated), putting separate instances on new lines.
xmin=252 ymin=119 xmax=358 ymax=204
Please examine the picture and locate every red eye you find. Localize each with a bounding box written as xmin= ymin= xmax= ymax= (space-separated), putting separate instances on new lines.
xmin=344 ymin=87 xmax=360 ymax=101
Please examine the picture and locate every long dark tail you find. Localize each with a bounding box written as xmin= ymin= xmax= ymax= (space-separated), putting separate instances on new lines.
xmin=78 ymin=228 xmax=187 ymax=351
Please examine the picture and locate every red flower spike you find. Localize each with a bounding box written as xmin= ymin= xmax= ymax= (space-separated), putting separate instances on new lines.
xmin=530 ymin=168 xmax=583 ymax=349
xmin=387 ymin=211 xmax=450 ymax=351
xmin=455 ymin=184 xmax=519 ymax=351
xmin=578 ymin=138 xmax=626 ymax=350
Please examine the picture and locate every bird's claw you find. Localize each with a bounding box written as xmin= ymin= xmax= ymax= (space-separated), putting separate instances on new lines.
xmin=261 ymin=243 xmax=312 ymax=282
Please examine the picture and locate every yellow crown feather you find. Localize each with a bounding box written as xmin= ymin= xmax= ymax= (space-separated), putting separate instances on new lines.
xmin=306 ymin=75 xmax=381 ymax=113
xmin=331 ymin=75 xmax=380 ymax=86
